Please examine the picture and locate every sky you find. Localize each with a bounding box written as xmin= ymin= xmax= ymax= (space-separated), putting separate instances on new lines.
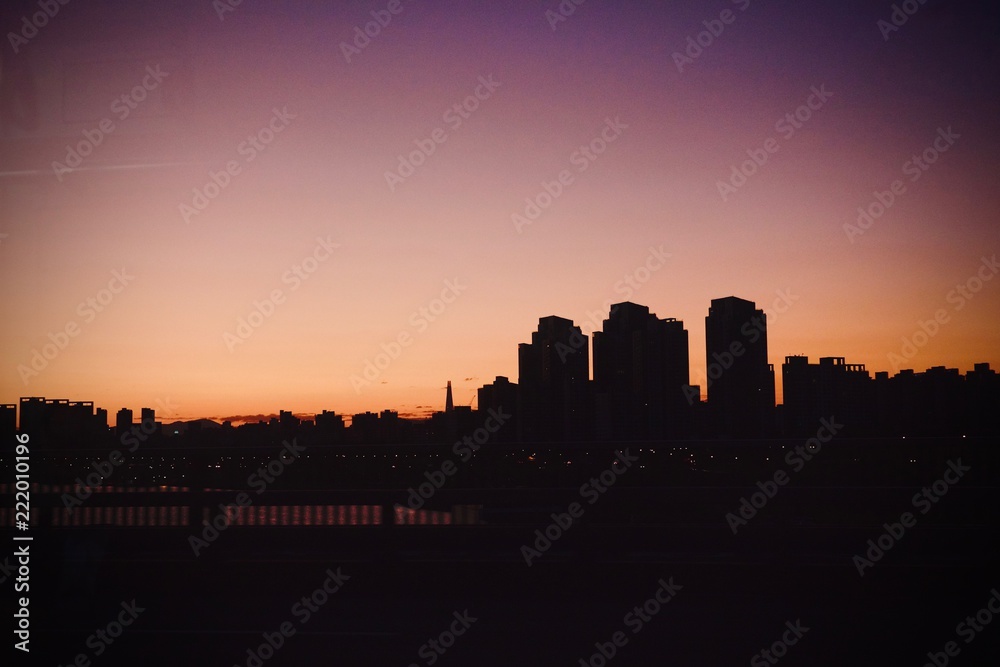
xmin=1 ymin=0 xmax=998 ymax=424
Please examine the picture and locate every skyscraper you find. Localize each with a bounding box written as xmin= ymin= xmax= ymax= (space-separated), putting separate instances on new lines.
xmin=116 ymin=408 xmax=134 ymax=437
xmin=445 ymin=381 xmax=454 ymax=413
xmin=1 ymin=404 xmax=15 ymax=441
xmin=705 ymin=297 xmax=775 ymax=438
xmin=518 ymin=316 xmax=590 ymax=442
xmin=593 ymin=302 xmax=690 ymax=440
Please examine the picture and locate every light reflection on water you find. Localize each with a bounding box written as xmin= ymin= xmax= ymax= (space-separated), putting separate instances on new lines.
xmin=0 ymin=483 xmax=480 ymax=528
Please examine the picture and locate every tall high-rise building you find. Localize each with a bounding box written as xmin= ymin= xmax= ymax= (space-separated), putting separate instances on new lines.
xmin=592 ymin=302 xmax=690 ymax=440
xmin=965 ymin=363 xmax=1000 ymax=435
xmin=518 ymin=316 xmax=591 ymax=442
xmin=95 ymin=408 xmax=109 ymax=436
xmin=115 ymin=408 xmax=134 ymax=437
xmin=0 ymin=404 xmax=15 ymax=440
xmin=19 ymin=397 xmax=46 ymax=435
xmin=44 ymin=399 xmax=73 ymax=442
xmin=445 ymin=381 xmax=454 ymax=413
xmin=65 ymin=401 xmax=95 ymax=441
xmin=705 ymin=297 xmax=775 ymax=438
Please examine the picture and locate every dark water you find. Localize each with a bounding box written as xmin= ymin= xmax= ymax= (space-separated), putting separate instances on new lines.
xmin=0 ymin=484 xmax=476 ymax=527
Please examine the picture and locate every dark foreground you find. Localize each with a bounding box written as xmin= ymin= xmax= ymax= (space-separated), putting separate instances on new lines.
xmin=3 ymin=438 xmax=999 ymax=666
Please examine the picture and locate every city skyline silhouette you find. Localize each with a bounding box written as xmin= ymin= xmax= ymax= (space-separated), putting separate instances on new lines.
xmin=3 ymin=2 xmax=999 ymax=425
xmin=1 ymin=0 xmax=998 ymax=664
xmin=6 ymin=296 xmax=998 ymax=441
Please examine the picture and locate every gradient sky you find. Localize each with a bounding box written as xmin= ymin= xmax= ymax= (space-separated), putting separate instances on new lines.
xmin=1 ymin=0 xmax=998 ymax=423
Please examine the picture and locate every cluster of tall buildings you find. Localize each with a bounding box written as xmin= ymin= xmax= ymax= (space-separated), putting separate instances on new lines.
xmin=489 ymin=297 xmax=773 ymax=441
xmin=4 ymin=398 xmax=159 ymax=447
xmin=5 ymin=295 xmax=998 ymax=446
xmin=482 ymin=297 xmax=999 ymax=441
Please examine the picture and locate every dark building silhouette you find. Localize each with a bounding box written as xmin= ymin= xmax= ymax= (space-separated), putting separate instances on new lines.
xmin=478 ymin=376 xmax=518 ymax=442
xmin=378 ymin=410 xmax=402 ymax=442
xmin=315 ymin=410 xmax=345 ymax=441
xmin=349 ymin=412 xmax=379 ymax=443
xmin=140 ymin=407 xmax=160 ymax=440
xmin=964 ymin=363 xmax=1000 ymax=435
xmin=278 ymin=410 xmax=299 ymax=438
xmin=67 ymin=400 xmax=99 ymax=441
xmin=16 ymin=397 xmax=107 ymax=445
xmin=872 ymin=365 xmax=972 ymax=436
xmin=593 ymin=302 xmax=690 ymax=440
xmin=705 ymin=297 xmax=775 ymax=438
xmin=115 ymin=408 xmax=133 ymax=437
xmin=1 ymin=404 xmax=15 ymax=440
xmin=19 ymin=397 xmax=46 ymax=434
xmin=782 ymin=356 xmax=872 ymax=435
xmin=518 ymin=316 xmax=591 ymax=442
xmin=45 ymin=399 xmax=74 ymax=442
xmin=96 ymin=407 xmax=108 ymax=433
xmin=14 ymin=397 xmax=105 ymax=446
xmin=445 ymin=381 xmax=454 ymax=413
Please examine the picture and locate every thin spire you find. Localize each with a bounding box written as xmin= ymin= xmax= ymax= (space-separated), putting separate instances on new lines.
xmin=445 ymin=381 xmax=454 ymax=413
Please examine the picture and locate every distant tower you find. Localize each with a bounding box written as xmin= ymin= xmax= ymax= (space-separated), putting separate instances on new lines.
xmin=445 ymin=381 xmax=454 ymax=413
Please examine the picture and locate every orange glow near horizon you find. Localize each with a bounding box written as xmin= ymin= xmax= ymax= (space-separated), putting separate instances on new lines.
xmin=1 ymin=2 xmax=998 ymax=424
